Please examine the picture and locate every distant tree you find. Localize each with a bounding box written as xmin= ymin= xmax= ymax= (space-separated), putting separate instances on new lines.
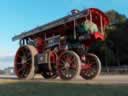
xmin=106 ymin=18 xmax=128 ymax=65
xmin=106 ymin=10 xmax=127 ymax=24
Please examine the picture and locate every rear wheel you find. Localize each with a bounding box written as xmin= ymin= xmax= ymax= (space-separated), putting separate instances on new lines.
xmin=80 ymin=53 xmax=101 ymax=80
xmin=14 ymin=45 xmax=38 ymax=80
xmin=57 ymin=51 xmax=81 ymax=80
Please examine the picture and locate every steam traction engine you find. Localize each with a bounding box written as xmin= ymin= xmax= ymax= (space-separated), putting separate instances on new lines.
xmin=12 ymin=8 xmax=109 ymax=80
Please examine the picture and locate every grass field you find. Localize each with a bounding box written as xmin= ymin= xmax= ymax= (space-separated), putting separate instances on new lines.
xmin=0 ymin=80 xmax=128 ymax=96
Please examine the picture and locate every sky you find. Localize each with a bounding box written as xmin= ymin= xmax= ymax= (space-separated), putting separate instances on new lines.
xmin=0 ymin=0 xmax=128 ymax=69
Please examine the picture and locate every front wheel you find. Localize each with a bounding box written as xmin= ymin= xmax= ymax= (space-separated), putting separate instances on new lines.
xmin=80 ymin=53 xmax=101 ymax=80
xmin=57 ymin=51 xmax=81 ymax=80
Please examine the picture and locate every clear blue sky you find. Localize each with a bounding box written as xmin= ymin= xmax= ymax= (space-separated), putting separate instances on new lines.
xmin=0 ymin=0 xmax=128 ymax=69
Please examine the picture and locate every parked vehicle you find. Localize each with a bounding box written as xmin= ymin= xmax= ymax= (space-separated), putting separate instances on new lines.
xmin=12 ymin=8 xmax=109 ymax=80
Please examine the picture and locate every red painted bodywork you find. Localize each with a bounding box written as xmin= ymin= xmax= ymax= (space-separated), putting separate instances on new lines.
xmin=88 ymin=8 xmax=109 ymax=28
xmin=32 ymin=8 xmax=109 ymax=53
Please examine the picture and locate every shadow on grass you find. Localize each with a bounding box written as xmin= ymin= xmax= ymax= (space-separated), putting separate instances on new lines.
xmin=0 ymin=81 xmax=128 ymax=96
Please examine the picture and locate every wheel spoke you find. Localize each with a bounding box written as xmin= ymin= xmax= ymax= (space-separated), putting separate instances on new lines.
xmin=20 ymin=48 xmax=25 ymax=56
xmin=16 ymin=62 xmax=22 ymax=65
xmin=25 ymin=57 xmax=32 ymax=63
xmin=17 ymin=66 xmax=25 ymax=73
xmin=16 ymin=54 xmax=23 ymax=59
xmin=70 ymin=63 xmax=77 ymax=69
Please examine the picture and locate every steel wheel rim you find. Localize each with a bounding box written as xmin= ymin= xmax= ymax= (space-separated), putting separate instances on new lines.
xmin=15 ymin=47 xmax=32 ymax=79
xmin=58 ymin=51 xmax=79 ymax=80
xmin=81 ymin=54 xmax=101 ymax=79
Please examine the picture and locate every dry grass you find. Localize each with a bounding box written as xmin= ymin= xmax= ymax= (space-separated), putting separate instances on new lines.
xmin=0 ymin=79 xmax=19 ymax=84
